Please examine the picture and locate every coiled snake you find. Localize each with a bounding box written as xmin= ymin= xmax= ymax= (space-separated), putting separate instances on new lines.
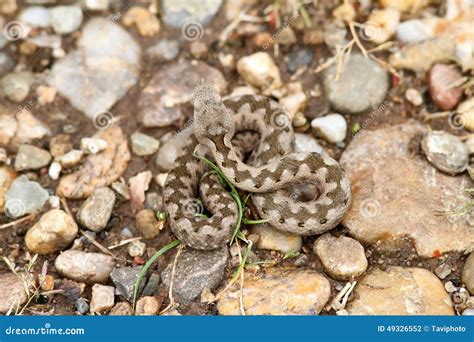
xmin=163 ymin=84 xmax=352 ymax=250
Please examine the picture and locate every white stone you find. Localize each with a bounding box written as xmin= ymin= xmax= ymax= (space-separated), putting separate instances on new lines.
xmin=48 ymin=161 xmax=62 ymax=180
xmin=236 ymin=52 xmax=281 ymax=94
xmin=80 ymin=137 xmax=107 ymax=154
xmin=311 ymin=114 xmax=347 ymax=144
xmin=50 ymin=5 xmax=83 ymax=34
xmin=18 ymin=6 xmax=51 ymax=28
xmin=56 ymin=149 xmax=83 ymax=168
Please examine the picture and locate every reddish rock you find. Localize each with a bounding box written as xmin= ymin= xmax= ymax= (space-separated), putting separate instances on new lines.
xmin=429 ymin=63 xmax=463 ymax=111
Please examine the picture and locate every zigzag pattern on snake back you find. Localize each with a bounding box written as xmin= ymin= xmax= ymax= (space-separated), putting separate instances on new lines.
xmin=163 ymin=83 xmax=352 ymax=250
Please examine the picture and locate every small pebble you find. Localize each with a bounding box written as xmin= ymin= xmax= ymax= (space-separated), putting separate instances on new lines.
xmin=0 ymin=52 xmax=14 ymax=77
xmin=462 ymin=253 xmax=474 ymax=295
xmin=50 ymin=5 xmax=83 ymax=34
xmin=90 ymin=284 xmax=115 ymax=314
xmin=2 ymin=71 xmax=34 ymax=103
xmin=25 ymin=209 xmax=78 ymax=254
xmin=429 ymin=63 xmax=463 ymax=111
xmin=48 ymin=195 xmax=60 ymax=208
xmin=146 ymin=39 xmax=181 ymax=62
xmin=5 ymin=175 xmax=49 ymax=218
xmin=80 ymin=138 xmax=108 ymax=155
xmin=314 ymin=233 xmax=368 ymax=281
xmin=18 ymin=6 xmax=51 ymax=28
xmin=434 ymin=263 xmax=452 ymax=279
xmin=311 ymin=114 xmax=347 ymax=144
xmin=15 ymin=144 xmax=52 ymax=171
xmin=252 ymin=224 xmax=302 ymax=254
xmin=110 ymin=267 xmax=142 ymax=302
xmin=405 ymin=88 xmax=423 ymax=106
xmin=364 ymin=8 xmax=400 ymax=44
xmin=128 ymin=240 xmax=146 ymax=257
xmin=48 ymin=161 xmax=62 ymax=180
xmin=77 ymin=187 xmax=115 ymax=232
xmin=421 ymin=131 xmax=469 ymax=175
xmin=55 ymin=149 xmax=84 ymax=168
xmin=111 ymin=181 xmax=130 ymax=200
xmin=122 ymin=6 xmax=160 ymax=37
xmin=130 ymin=132 xmax=160 ymax=156
xmin=84 ymin=0 xmax=110 ymax=10
xmin=190 ymin=41 xmax=208 ymax=59
xmin=75 ymin=298 xmax=89 ymax=315
xmin=236 ymin=52 xmax=281 ymax=93
xmin=49 ymin=134 xmax=73 ymax=157
xmin=109 ymin=302 xmax=134 ymax=315
xmin=135 ymin=296 xmax=160 ymax=315
xmin=55 ymin=250 xmax=115 ymax=284
xmin=135 ymin=209 xmax=164 ymax=240
xmin=36 ymin=85 xmax=57 ymax=105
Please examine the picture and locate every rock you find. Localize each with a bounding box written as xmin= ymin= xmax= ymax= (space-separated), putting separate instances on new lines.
xmin=155 ymin=128 xmax=193 ymax=170
xmin=0 ymin=52 xmax=14 ymax=77
xmin=341 ymin=122 xmax=473 ymax=257
xmin=57 ymin=126 xmax=130 ymax=199
xmin=142 ymin=273 xmax=160 ymax=297
xmin=324 ymin=21 xmax=348 ymax=50
xmin=123 ymin=7 xmax=160 ymax=37
xmin=346 ymin=267 xmax=454 ymax=315
xmin=135 ymin=296 xmax=160 ymax=315
xmin=7 ymin=110 xmax=50 ymax=148
xmin=465 ymin=138 xmax=474 ymax=154
xmin=363 ymin=8 xmax=400 ymax=44
xmin=146 ymin=39 xmax=181 ymax=62
xmin=56 ymin=149 xmax=83 ymax=168
xmin=0 ymin=273 xmax=29 ymax=313
xmin=463 ymin=308 xmax=474 ymax=315
xmin=161 ymin=0 xmax=222 ymax=28
xmin=405 ymin=88 xmax=423 ymax=106
xmin=131 ymin=132 xmax=160 ymax=156
xmin=462 ymin=253 xmax=474 ymax=295
xmin=109 ymin=302 xmax=133 ymax=315
xmin=323 ymin=54 xmax=388 ymax=114
xmin=190 ymin=41 xmax=208 ymax=58
xmin=83 ymin=0 xmax=109 ymax=11
xmin=77 ymin=187 xmax=115 ymax=232
xmin=136 ymin=209 xmax=163 ymax=240
xmin=14 ymin=144 xmax=51 ymax=171
xmin=47 ymin=18 xmax=140 ymax=119
xmin=5 ymin=175 xmax=49 ymax=218
xmin=237 ymin=52 xmax=282 ymax=93
xmin=128 ymin=171 xmax=152 ymax=212
xmin=2 ymin=71 xmax=34 ymax=103
xmin=161 ymin=247 xmax=228 ymax=303
xmin=457 ymin=98 xmax=474 ymax=132
xmin=50 ymin=5 xmax=83 ymax=34
xmin=429 ymin=64 xmax=463 ymax=111
xmin=311 ymin=114 xmax=347 ymax=144
xmin=90 ymin=284 xmax=115 ymax=313
xmin=217 ymin=268 xmax=331 ymax=315
xmin=421 ymin=131 xmax=469 ymax=175
xmin=18 ymin=6 xmax=51 ymax=28
xmin=110 ymin=267 xmax=142 ymax=302
xmin=111 ymin=181 xmax=130 ymax=200
xmin=313 ymin=234 xmax=368 ymax=281
xmin=75 ymin=297 xmax=89 ymax=314
xmin=80 ymin=138 xmax=107 ymax=155
xmin=294 ymin=133 xmax=324 ymax=155
xmin=144 ymin=192 xmax=162 ymax=212
xmin=287 ymin=49 xmax=313 ymax=73
xmin=279 ymin=83 xmax=307 ymax=118
xmin=127 ymin=240 xmax=146 ymax=258
xmin=252 ymin=224 xmax=302 ymax=254
xmin=36 ymin=85 xmax=57 ymax=105
xmin=138 ymin=60 xmax=226 ymax=127
xmin=0 ymin=166 xmax=17 ymax=211
xmin=55 ymin=250 xmax=114 ymax=284
xmin=25 ymin=209 xmax=78 ymax=254
xmin=48 ymin=162 xmax=62 ymax=180
xmin=434 ymin=263 xmax=452 ymax=280
xmin=389 ymin=39 xmax=456 ymax=72
xmin=396 ymin=19 xmax=434 ymax=43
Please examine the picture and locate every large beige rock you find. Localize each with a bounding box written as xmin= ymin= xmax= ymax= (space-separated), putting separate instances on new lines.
xmin=252 ymin=224 xmax=302 ymax=254
xmin=347 ymin=267 xmax=454 ymax=315
xmin=341 ymin=122 xmax=473 ymax=257
xmin=25 ymin=209 xmax=78 ymax=254
xmin=57 ymin=126 xmax=130 ymax=199
xmin=217 ymin=268 xmax=330 ymax=315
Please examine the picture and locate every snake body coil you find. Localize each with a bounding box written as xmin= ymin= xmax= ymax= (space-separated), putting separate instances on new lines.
xmin=163 ymin=84 xmax=352 ymax=250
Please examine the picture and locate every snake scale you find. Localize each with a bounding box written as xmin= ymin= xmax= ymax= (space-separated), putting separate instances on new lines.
xmin=163 ymin=83 xmax=352 ymax=250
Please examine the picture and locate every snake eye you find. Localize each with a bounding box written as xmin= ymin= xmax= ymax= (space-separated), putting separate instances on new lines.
xmin=279 ymin=218 xmax=285 ymax=224
xmin=298 ymin=222 xmax=305 ymax=227
xmin=320 ymin=218 xmax=327 ymax=224
xmin=325 ymin=178 xmax=330 ymax=183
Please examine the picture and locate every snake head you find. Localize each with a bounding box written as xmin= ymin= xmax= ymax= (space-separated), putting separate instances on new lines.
xmin=193 ymin=81 xmax=234 ymax=141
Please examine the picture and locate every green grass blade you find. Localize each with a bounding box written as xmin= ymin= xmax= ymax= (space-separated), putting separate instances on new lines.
xmin=133 ymin=240 xmax=181 ymax=308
